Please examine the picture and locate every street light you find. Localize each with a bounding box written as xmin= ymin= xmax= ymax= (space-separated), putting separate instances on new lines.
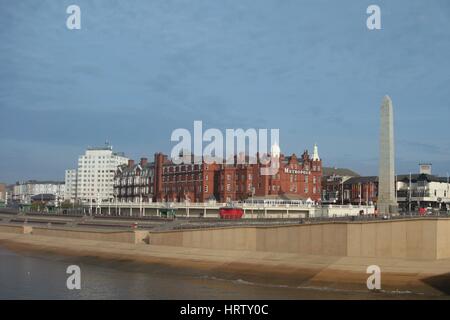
xmin=115 ymin=195 xmax=118 ymax=216
xmin=251 ymin=186 xmax=255 ymax=218
xmin=408 ymin=172 xmax=412 ymax=217
xmin=140 ymin=192 xmax=143 ymax=217
xmin=446 ymin=172 xmax=449 ymax=213
xmin=359 ymin=183 xmax=362 ymax=207
xmin=96 ymin=193 xmax=100 ymax=216
xmin=366 ymin=183 xmax=370 ymax=213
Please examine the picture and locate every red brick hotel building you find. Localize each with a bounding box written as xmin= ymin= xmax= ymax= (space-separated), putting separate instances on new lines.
xmin=114 ymin=146 xmax=322 ymax=203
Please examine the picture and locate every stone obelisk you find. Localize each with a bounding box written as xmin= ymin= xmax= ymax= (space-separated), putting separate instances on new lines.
xmin=378 ymin=95 xmax=397 ymax=215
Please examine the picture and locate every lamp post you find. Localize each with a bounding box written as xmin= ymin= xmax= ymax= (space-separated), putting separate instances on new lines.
xmin=366 ymin=183 xmax=370 ymax=214
xmin=96 ymin=193 xmax=100 ymax=216
xmin=139 ymin=193 xmax=143 ymax=217
xmin=359 ymin=183 xmax=362 ymax=207
xmin=251 ymin=186 xmax=255 ymax=219
xmin=409 ymin=172 xmax=412 ymax=217
xmin=446 ymin=172 xmax=449 ymax=213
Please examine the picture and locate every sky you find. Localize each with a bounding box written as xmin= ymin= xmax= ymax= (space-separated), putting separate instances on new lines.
xmin=0 ymin=0 xmax=449 ymax=183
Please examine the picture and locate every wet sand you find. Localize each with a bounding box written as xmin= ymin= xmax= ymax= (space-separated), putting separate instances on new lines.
xmin=1 ymin=232 xmax=449 ymax=299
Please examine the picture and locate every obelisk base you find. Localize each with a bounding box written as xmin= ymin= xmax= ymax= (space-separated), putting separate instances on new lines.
xmin=378 ymin=203 xmax=398 ymax=215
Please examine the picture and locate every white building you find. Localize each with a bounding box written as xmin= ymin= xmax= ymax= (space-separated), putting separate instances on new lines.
xmin=64 ymin=169 xmax=78 ymax=203
xmin=75 ymin=145 xmax=128 ymax=205
xmin=397 ymin=164 xmax=450 ymax=211
xmin=12 ymin=181 xmax=65 ymax=205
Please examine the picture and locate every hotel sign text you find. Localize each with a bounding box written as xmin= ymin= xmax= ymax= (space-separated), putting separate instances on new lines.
xmin=284 ymin=168 xmax=310 ymax=175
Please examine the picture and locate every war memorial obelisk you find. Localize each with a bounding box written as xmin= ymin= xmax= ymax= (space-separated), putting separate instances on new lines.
xmin=378 ymin=95 xmax=398 ymax=215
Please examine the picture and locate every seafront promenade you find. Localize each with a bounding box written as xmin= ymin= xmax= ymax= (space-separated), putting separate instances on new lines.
xmin=14 ymin=202 xmax=376 ymax=219
xmin=1 ymin=227 xmax=450 ymax=297
xmin=1 ymin=209 xmax=450 ymax=296
xmin=2 ymin=213 xmax=450 ymax=259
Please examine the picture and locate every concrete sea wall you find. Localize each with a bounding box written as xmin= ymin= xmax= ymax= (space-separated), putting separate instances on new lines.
xmin=0 ymin=224 xmax=147 ymax=244
xmin=32 ymin=227 xmax=149 ymax=244
xmin=148 ymin=218 xmax=450 ymax=260
xmin=1 ymin=218 xmax=450 ymax=260
xmin=0 ymin=224 xmax=32 ymax=234
xmin=32 ymin=227 xmax=148 ymax=243
xmin=149 ymin=224 xmax=348 ymax=256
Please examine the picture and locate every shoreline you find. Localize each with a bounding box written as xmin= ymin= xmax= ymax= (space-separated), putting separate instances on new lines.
xmin=1 ymin=232 xmax=450 ymax=298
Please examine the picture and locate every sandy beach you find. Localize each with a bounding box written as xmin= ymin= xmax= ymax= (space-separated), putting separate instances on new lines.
xmin=1 ymin=231 xmax=449 ymax=299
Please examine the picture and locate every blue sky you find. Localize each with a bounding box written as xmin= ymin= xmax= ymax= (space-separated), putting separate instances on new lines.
xmin=1 ymin=0 xmax=449 ymax=183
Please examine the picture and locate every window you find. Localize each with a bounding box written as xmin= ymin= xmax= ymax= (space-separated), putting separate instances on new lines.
xmin=205 ymin=185 xmax=208 ymax=193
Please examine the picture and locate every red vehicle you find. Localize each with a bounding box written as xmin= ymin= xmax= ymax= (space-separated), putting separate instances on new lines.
xmin=219 ymin=206 xmax=244 ymax=220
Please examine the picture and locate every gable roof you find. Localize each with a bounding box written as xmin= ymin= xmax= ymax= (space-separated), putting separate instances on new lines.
xmin=322 ymin=167 xmax=360 ymax=177
xmin=117 ymin=161 xmax=155 ymax=174
xmin=344 ymin=176 xmax=378 ymax=184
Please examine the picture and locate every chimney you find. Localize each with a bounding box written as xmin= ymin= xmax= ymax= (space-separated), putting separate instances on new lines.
xmin=128 ymin=159 xmax=135 ymax=168
xmin=140 ymin=157 xmax=148 ymax=166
